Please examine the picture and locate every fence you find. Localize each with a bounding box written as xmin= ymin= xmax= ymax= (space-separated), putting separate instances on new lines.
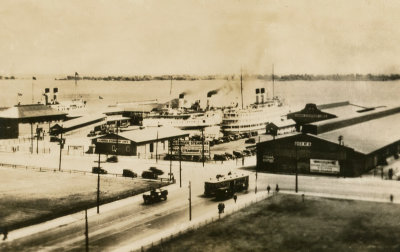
xmin=133 ymin=193 xmax=270 ymax=252
xmin=0 ymin=162 xmax=173 ymax=183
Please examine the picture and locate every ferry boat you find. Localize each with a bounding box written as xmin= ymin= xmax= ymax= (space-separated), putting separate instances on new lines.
xmin=221 ymin=69 xmax=289 ymax=135
xmin=142 ymin=107 xmax=222 ymax=130
xmin=221 ymin=96 xmax=288 ymax=135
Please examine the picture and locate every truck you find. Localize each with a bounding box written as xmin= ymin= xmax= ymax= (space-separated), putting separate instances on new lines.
xmin=143 ymin=188 xmax=168 ymax=204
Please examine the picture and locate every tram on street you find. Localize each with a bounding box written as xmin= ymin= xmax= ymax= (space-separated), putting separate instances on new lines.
xmin=204 ymin=173 xmax=249 ymax=198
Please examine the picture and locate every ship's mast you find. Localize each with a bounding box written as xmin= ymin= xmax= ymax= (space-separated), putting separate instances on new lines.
xmin=74 ymin=72 xmax=78 ymax=100
xmin=272 ymin=64 xmax=275 ymax=98
xmin=240 ymin=69 xmax=243 ymax=109
xmin=169 ymin=76 xmax=173 ymax=109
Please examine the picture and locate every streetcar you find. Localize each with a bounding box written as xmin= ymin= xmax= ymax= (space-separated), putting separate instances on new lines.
xmin=204 ymin=173 xmax=249 ymax=199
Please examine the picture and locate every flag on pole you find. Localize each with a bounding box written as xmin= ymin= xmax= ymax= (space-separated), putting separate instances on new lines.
xmin=18 ymin=93 xmax=22 ymax=96
xmin=99 ymin=96 xmax=103 ymax=99
xmin=75 ymin=72 xmax=79 ymax=76
xmin=32 ymin=76 xmax=36 ymax=80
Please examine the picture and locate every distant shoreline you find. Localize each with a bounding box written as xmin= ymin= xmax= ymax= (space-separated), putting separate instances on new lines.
xmin=56 ymin=74 xmax=400 ymax=82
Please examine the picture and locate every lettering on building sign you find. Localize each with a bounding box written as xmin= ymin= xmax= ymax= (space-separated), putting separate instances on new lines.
xmin=97 ymin=138 xmax=130 ymax=144
xmin=294 ymin=141 xmax=312 ymax=147
xmin=263 ymin=154 xmax=274 ymax=163
xmin=172 ymin=140 xmax=210 ymax=156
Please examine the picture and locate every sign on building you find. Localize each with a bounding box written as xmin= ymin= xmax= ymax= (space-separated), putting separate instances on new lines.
xmin=295 ymin=141 xmax=312 ymax=147
xmin=263 ymin=154 xmax=274 ymax=163
xmin=172 ymin=140 xmax=210 ymax=156
xmin=97 ymin=138 xmax=130 ymax=144
xmin=310 ymin=159 xmax=340 ymax=174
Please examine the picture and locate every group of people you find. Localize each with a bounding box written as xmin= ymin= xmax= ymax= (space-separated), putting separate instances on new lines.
xmin=266 ymin=184 xmax=279 ymax=194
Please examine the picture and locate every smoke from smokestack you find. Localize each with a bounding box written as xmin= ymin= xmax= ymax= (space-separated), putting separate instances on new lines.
xmin=207 ymin=90 xmax=218 ymax=97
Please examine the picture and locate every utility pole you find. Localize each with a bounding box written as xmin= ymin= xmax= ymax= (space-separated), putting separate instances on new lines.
xmin=156 ymin=128 xmax=159 ymax=163
xmin=272 ymin=64 xmax=275 ymax=98
xmin=97 ymin=153 xmax=100 ymax=214
xmin=30 ymin=123 xmax=33 ymax=154
xmin=36 ymin=125 xmax=39 ymax=154
xmin=179 ymin=138 xmax=182 ymax=188
xmin=295 ymin=145 xmax=298 ymax=193
xmin=201 ymin=127 xmax=205 ymax=167
xmin=85 ymin=209 xmax=89 ymax=252
xmin=58 ymin=128 xmax=63 ymax=171
xmin=189 ymin=181 xmax=192 ymax=221
xmin=169 ymin=140 xmax=172 ymax=181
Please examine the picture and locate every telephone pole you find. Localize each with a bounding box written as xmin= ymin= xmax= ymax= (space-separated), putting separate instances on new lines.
xmin=179 ymin=138 xmax=182 ymax=188
xmin=58 ymin=128 xmax=63 ymax=171
xmin=97 ymin=153 xmax=101 ymax=214
xmin=169 ymin=140 xmax=172 ymax=181
xmin=189 ymin=181 xmax=192 ymax=221
xmin=85 ymin=209 xmax=89 ymax=252
xmin=201 ymin=127 xmax=205 ymax=167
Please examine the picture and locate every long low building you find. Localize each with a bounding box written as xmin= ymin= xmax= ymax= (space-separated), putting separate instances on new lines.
xmin=50 ymin=114 xmax=106 ymax=135
xmin=257 ymin=112 xmax=400 ymax=177
xmin=93 ymin=126 xmax=189 ymax=158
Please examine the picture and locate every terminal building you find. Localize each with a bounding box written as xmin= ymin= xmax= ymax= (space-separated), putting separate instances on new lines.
xmin=257 ymin=103 xmax=400 ymax=177
xmin=93 ymin=126 xmax=189 ymax=158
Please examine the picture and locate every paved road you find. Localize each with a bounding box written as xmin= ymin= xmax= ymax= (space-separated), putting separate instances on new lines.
xmin=1 ymin=155 xmax=400 ymax=251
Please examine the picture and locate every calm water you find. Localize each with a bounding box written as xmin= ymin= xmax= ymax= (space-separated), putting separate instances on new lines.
xmin=1 ymin=78 xmax=400 ymax=113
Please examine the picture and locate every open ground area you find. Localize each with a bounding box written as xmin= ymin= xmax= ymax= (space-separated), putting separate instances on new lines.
xmin=148 ymin=194 xmax=400 ymax=252
xmin=0 ymin=167 xmax=167 ymax=230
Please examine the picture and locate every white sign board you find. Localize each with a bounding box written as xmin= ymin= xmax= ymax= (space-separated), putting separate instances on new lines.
xmin=263 ymin=154 xmax=274 ymax=163
xmin=310 ymin=159 xmax=340 ymax=174
xmin=172 ymin=140 xmax=210 ymax=156
xmin=97 ymin=138 xmax=130 ymax=144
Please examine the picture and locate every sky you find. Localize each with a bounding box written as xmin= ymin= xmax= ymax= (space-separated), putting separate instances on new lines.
xmin=1 ymin=0 xmax=400 ymax=75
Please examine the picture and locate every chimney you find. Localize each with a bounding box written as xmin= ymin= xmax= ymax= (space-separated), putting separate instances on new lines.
xmin=261 ymin=88 xmax=265 ymax=104
xmin=179 ymin=93 xmax=185 ymax=108
xmin=255 ymin=88 xmax=260 ymax=104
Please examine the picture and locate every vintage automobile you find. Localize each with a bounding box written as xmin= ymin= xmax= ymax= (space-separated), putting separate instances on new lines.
xmin=143 ymin=188 xmax=168 ymax=204
xmin=122 ymin=169 xmax=137 ymax=178
xmin=141 ymin=170 xmax=158 ymax=179
xmin=92 ymin=167 xmax=107 ymax=174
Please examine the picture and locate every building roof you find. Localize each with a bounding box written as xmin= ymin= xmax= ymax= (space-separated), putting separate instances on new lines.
xmin=116 ymin=126 xmax=189 ymax=143
xmin=55 ymin=114 xmax=106 ymax=129
xmin=269 ymin=118 xmax=296 ymax=128
xmin=106 ymin=115 xmax=131 ymax=122
xmin=0 ymin=104 xmax=67 ymax=119
xmin=318 ymin=112 xmax=400 ymax=154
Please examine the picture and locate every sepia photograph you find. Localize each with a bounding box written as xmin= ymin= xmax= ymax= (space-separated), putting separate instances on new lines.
xmin=1 ymin=0 xmax=400 ymax=251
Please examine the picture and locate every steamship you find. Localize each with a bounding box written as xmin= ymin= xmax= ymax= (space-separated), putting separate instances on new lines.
xmin=221 ymin=88 xmax=288 ymax=135
xmin=142 ymin=93 xmax=222 ymax=130
xmin=42 ymin=87 xmax=87 ymax=117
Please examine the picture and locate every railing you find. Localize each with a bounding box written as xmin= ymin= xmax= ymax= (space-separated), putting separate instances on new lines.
xmin=0 ymin=162 xmax=174 ymax=183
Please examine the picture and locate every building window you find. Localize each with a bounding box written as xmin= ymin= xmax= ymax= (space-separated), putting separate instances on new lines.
xmin=150 ymin=143 xmax=154 ymax=153
xmin=126 ymin=146 xmax=130 ymax=152
xmin=112 ymin=145 xmax=116 ymax=152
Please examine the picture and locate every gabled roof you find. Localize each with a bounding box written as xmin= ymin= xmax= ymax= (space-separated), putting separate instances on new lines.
xmin=268 ymin=118 xmax=296 ymax=128
xmin=0 ymin=104 xmax=67 ymax=119
xmin=53 ymin=114 xmax=106 ymax=129
xmin=96 ymin=126 xmax=189 ymax=144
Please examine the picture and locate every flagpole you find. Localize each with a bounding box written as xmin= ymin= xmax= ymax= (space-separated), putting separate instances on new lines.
xmin=31 ymin=78 xmax=34 ymax=104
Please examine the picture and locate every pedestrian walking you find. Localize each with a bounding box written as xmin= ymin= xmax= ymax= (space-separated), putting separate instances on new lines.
xmin=275 ymin=184 xmax=279 ymax=193
xmin=267 ymin=185 xmax=271 ymax=194
xmin=390 ymin=194 xmax=394 ymax=203
xmin=233 ymin=194 xmax=237 ymax=203
xmin=302 ymin=194 xmax=305 ymax=202
xmin=2 ymin=226 xmax=8 ymax=240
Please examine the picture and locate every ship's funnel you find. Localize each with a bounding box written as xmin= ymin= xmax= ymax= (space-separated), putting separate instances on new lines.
xmin=44 ymin=88 xmax=50 ymax=105
xmin=179 ymin=93 xmax=185 ymax=108
xmin=255 ymin=88 xmax=260 ymax=104
xmin=260 ymin=88 xmax=265 ymax=104
xmin=53 ymin=87 xmax=58 ymax=103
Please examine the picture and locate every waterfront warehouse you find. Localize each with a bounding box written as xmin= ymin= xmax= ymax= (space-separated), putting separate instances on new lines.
xmin=257 ymin=112 xmax=400 ymax=177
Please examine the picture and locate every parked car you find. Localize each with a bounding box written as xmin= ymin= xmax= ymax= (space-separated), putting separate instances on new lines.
xmin=243 ymin=150 xmax=252 ymax=156
xmin=50 ymin=136 xmax=61 ymax=142
xmin=224 ymin=152 xmax=234 ymax=160
xmin=245 ymin=138 xmax=256 ymax=144
xmin=122 ymin=169 xmax=137 ymax=178
xmin=106 ymin=155 xmax=118 ymax=163
xmin=87 ymin=130 xmax=96 ymax=137
xmin=214 ymin=154 xmax=227 ymax=161
xmin=233 ymin=150 xmax=243 ymax=158
xmin=92 ymin=167 xmax=107 ymax=174
xmin=142 ymin=170 xmax=158 ymax=179
xmin=149 ymin=167 xmax=164 ymax=175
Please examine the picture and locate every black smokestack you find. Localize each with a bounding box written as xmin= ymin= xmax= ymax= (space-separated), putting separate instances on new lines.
xmin=179 ymin=93 xmax=185 ymax=99
xmin=256 ymin=88 xmax=260 ymax=94
xmin=261 ymin=88 xmax=265 ymax=93
xmin=207 ymin=90 xmax=218 ymax=98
